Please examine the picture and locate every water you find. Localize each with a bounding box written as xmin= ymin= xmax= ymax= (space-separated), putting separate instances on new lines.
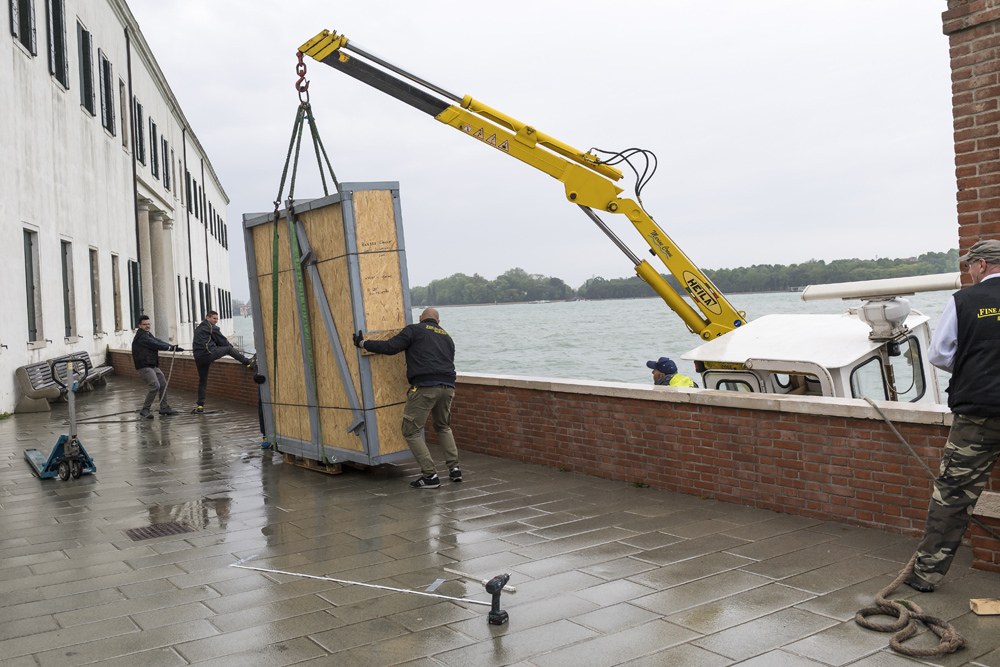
xmin=233 ymin=290 xmax=952 ymax=387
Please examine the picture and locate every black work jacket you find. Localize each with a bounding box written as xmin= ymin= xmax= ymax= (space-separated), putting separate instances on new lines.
xmin=948 ymin=279 xmax=1000 ymax=416
xmin=363 ymin=318 xmax=456 ymax=386
xmin=192 ymin=320 xmax=232 ymax=362
xmin=132 ymin=328 xmax=171 ymax=370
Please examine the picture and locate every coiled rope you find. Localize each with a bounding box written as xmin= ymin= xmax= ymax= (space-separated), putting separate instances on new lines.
xmin=854 ymin=553 xmax=966 ymax=656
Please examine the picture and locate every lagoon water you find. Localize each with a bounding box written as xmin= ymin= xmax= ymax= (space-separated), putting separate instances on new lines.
xmin=233 ymin=290 xmax=952 ymax=388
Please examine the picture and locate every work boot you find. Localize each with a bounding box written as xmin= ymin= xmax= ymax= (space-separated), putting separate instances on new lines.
xmin=449 ymin=467 xmax=463 ymax=483
xmin=191 ymin=405 xmax=205 ymax=414
xmin=904 ymin=574 xmax=935 ymax=593
xmin=139 ymin=408 xmax=154 ymax=420
xmin=410 ymin=474 xmax=441 ymax=489
xmin=159 ymin=406 xmax=179 ymax=416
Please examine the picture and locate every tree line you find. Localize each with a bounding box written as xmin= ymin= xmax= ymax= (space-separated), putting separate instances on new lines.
xmin=409 ymin=250 xmax=959 ymax=306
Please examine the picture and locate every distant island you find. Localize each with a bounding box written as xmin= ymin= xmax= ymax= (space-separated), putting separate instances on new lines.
xmin=410 ymin=250 xmax=959 ymax=307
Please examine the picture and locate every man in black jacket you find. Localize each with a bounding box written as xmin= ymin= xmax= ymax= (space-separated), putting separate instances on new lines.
xmin=355 ymin=308 xmax=461 ymax=489
xmin=132 ymin=315 xmax=182 ymax=419
xmin=907 ymin=239 xmax=1000 ymax=592
xmin=192 ymin=310 xmax=254 ymax=413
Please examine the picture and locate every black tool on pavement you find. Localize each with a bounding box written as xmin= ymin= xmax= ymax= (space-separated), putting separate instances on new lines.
xmin=485 ymin=573 xmax=511 ymax=625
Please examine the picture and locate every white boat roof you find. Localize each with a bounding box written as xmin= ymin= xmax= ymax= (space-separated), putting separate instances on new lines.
xmin=681 ymin=312 xmax=931 ymax=370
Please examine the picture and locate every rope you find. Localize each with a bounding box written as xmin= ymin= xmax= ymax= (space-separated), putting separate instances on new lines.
xmin=853 ymin=397 xmax=1000 ymax=657
xmin=855 ymin=554 xmax=966 ymax=656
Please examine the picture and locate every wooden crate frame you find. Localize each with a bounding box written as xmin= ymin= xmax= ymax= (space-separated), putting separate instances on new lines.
xmin=243 ymin=182 xmax=414 ymax=466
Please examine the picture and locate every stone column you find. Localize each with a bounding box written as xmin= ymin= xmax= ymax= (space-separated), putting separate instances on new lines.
xmin=137 ymin=199 xmax=155 ymax=322
xmin=160 ymin=216 xmax=179 ymax=344
xmin=148 ymin=210 xmax=168 ymax=340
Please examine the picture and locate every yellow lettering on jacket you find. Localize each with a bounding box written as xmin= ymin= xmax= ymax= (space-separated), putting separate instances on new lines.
xmin=977 ymin=307 xmax=1000 ymax=319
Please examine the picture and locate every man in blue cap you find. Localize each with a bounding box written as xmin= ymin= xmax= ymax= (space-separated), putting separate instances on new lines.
xmin=646 ymin=357 xmax=698 ymax=388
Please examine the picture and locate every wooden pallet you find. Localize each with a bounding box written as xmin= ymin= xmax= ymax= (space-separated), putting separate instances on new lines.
xmin=282 ymin=452 xmax=342 ymax=475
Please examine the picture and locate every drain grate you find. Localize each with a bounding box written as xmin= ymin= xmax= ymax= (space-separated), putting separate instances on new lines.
xmin=123 ymin=522 xmax=195 ymax=541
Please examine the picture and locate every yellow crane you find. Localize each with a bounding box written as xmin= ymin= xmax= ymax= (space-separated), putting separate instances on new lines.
xmin=299 ymin=29 xmax=746 ymax=340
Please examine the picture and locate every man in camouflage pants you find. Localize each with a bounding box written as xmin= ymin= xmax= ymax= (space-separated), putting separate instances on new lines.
xmin=908 ymin=239 xmax=1000 ymax=592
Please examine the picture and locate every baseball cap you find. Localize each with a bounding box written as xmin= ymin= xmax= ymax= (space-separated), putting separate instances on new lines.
xmin=646 ymin=357 xmax=677 ymax=375
xmin=958 ymin=239 xmax=1000 ymax=264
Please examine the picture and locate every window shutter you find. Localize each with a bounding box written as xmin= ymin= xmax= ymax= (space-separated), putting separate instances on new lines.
xmin=106 ymin=59 xmax=114 ymax=134
xmin=59 ymin=0 xmax=68 ymax=87
xmin=76 ymin=21 xmax=84 ymax=104
xmin=45 ymin=0 xmax=54 ymax=74
xmin=10 ymin=0 xmax=19 ymax=40
xmin=98 ymin=49 xmax=107 ymax=127
xmin=27 ymin=0 xmax=36 ymax=55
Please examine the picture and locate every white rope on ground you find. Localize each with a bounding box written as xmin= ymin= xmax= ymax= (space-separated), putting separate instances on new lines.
xmin=229 ymin=562 xmax=491 ymax=606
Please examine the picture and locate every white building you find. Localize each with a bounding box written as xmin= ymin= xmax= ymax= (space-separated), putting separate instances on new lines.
xmin=1 ymin=0 xmax=234 ymax=412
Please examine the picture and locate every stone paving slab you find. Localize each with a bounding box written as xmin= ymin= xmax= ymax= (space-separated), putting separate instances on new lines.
xmin=0 ymin=376 xmax=998 ymax=666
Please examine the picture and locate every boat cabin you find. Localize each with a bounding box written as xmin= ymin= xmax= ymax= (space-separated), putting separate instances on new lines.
xmin=681 ymin=273 xmax=962 ymax=405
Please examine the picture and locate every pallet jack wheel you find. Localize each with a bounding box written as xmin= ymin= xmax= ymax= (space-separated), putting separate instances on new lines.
xmin=70 ymin=460 xmax=82 ymax=479
xmin=58 ymin=461 xmax=70 ymax=481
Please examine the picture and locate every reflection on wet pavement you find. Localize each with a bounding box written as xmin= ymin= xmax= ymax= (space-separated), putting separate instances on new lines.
xmin=1 ymin=376 xmax=998 ymax=666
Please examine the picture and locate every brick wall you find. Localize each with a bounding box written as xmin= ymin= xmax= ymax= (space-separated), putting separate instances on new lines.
xmin=944 ymin=0 xmax=1000 ymax=263
xmin=433 ymin=375 xmax=1000 ymax=572
xmin=108 ymin=350 xmax=260 ymax=406
xmin=106 ymin=351 xmax=1000 ymax=571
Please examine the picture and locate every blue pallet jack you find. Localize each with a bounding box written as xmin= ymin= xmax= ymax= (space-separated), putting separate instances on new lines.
xmin=24 ymin=359 xmax=97 ymax=480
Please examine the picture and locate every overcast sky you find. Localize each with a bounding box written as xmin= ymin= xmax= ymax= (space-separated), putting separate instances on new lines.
xmin=129 ymin=0 xmax=957 ymax=301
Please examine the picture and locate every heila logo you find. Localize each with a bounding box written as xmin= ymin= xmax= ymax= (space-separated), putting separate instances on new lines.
xmin=683 ymin=272 xmax=722 ymax=315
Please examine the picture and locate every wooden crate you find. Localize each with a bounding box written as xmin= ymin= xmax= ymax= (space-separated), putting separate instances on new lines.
xmin=243 ymin=183 xmax=413 ymax=466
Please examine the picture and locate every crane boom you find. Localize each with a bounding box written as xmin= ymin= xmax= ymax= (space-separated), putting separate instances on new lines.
xmin=299 ymin=30 xmax=746 ymax=339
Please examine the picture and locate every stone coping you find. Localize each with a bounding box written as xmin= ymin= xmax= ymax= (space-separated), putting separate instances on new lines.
xmin=976 ymin=491 xmax=1000 ymax=520
xmin=457 ymin=372 xmax=954 ymax=427
xmin=110 ymin=348 xmax=951 ymax=427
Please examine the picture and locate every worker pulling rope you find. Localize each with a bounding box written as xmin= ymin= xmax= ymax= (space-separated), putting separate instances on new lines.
xmin=265 ymin=52 xmax=342 ymax=461
xmin=854 ymin=397 xmax=1000 ymax=657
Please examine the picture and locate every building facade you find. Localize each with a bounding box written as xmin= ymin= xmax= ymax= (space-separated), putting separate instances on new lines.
xmin=2 ymin=0 xmax=234 ymax=412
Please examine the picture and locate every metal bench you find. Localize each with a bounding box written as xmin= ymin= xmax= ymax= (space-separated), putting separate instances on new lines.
xmin=14 ymin=352 xmax=112 ymax=413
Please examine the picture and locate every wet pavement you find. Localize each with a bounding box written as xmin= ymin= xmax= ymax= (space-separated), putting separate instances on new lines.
xmin=1 ymin=376 xmax=999 ymax=666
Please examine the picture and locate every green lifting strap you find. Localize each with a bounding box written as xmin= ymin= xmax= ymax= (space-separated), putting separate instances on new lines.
xmin=271 ymin=102 xmax=340 ymax=463
xmin=269 ymin=100 xmax=341 ymax=463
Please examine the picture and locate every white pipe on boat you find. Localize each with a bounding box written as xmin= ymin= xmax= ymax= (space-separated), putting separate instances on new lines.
xmin=801 ymin=272 xmax=962 ymax=302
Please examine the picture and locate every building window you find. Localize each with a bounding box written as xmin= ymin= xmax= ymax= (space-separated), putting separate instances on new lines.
xmin=127 ymin=259 xmax=141 ymax=329
xmin=149 ymin=119 xmax=158 ymax=179
xmin=60 ymin=240 xmax=76 ymax=338
xmin=185 ymin=276 xmax=191 ymax=322
xmin=177 ymin=275 xmax=183 ymax=323
xmin=133 ymin=98 xmax=145 ymax=164
xmin=45 ymin=0 xmax=67 ymax=87
xmin=193 ymin=180 xmax=199 ymax=218
xmin=111 ymin=254 xmax=122 ymax=331
xmin=119 ymin=79 xmax=128 ymax=149
xmin=9 ymin=0 xmax=37 ymax=55
xmin=97 ymin=49 xmax=115 ymax=135
xmin=89 ymin=248 xmax=100 ymax=334
xmin=76 ymin=22 xmax=94 ymax=114
xmin=23 ymin=229 xmax=41 ymax=342
xmin=185 ymin=171 xmax=191 ymax=210
xmin=162 ymin=139 xmax=170 ymax=190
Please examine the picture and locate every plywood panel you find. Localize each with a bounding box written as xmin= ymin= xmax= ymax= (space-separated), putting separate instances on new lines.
xmin=246 ymin=186 xmax=413 ymax=465
xmin=354 ymin=190 xmax=404 ymax=335
xmin=253 ymin=217 xmax=309 ymax=446
xmin=375 ymin=402 xmax=409 ymax=455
